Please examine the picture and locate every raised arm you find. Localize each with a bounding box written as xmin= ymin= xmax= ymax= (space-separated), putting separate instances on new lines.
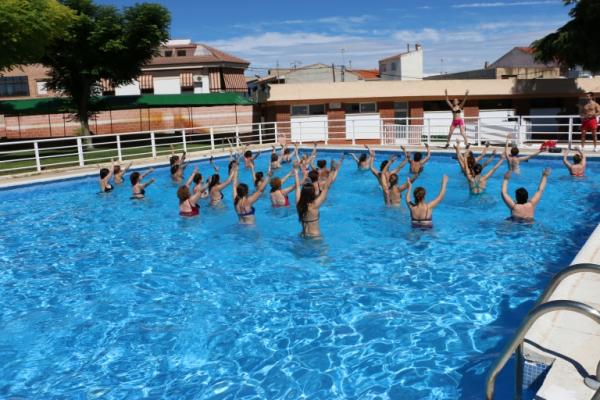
xmin=349 ymin=153 xmax=360 ymax=164
xmin=421 ymin=143 xmax=431 ymax=164
xmin=368 ymin=149 xmax=379 ymax=178
xmin=504 ymin=135 xmax=511 ymax=160
xmin=531 ymin=168 xmax=550 ymax=206
xmin=122 ymin=162 xmax=133 ymax=175
xmin=142 ymin=178 xmax=156 ymax=189
xmin=141 ymin=167 xmax=154 ymax=179
xmin=428 ymin=175 xmax=448 ymax=209
xmin=185 ymin=166 xmax=199 ymax=187
xmin=210 ymin=156 xmax=219 ymax=173
xmin=475 ymin=143 xmax=489 ymax=162
xmin=483 ymin=154 xmax=506 ymax=181
xmin=390 ymin=153 xmax=408 ymax=175
xmin=216 ymin=167 xmax=235 ymax=191
xmin=405 ymin=178 xmax=413 ymax=207
xmin=481 ymin=150 xmax=497 ymax=169
xmin=293 ymin=163 xmax=302 ymax=204
xmin=444 ymin=89 xmax=453 ymax=108
xmin=105 ymin=159 xmax=115 ymax=181
xmin=231 ymin=166 xmax=239 ymax=203
xmin=579 ymin=149 xmax=587 ymax=169
xmin=501 ymin=171 xmax=515 ymax=209
xmin=460 ymin=90 xmax=469 ymax=108
xmin=280 ymin=169 xmax=294 ymax=185
xmin=562 ymin=149 xmax=572 ymax=169
xmin=520 ymin=148 xmax=542 ymax=162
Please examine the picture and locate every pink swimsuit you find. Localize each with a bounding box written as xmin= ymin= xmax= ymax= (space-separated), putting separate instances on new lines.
xmin=451 ymin=118 xmax=465 ymax=128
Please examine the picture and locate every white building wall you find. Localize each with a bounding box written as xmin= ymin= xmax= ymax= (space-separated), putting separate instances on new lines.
xmin=153 ymin=77 xmax=181 ymax=94
xmin=115 ymin=80 xmax=141 ymax=96
xmin=400 ymin=50 xmax=423 ymax=81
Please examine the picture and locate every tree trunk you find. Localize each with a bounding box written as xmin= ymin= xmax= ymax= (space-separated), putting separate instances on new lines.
xmin=80 ymin=118 xmax=94 ymax=149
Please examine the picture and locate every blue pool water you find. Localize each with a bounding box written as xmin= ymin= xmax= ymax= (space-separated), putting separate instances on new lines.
xmin=1 ymin=150 xmax=600 ymax=399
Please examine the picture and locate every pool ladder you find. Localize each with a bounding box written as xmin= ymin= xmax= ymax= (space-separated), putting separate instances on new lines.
xmin=485 ymin=263 xmax=600 ymax=400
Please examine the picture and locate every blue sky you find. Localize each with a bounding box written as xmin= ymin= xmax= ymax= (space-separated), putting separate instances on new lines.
xmin=97 ymin=0 xmax=570 ymax=75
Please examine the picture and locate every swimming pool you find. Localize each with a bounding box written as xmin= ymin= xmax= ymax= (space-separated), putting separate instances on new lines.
xmin=1 ymin=150 xmax=599 ymax=399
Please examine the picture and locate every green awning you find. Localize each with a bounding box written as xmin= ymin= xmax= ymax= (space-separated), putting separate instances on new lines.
xmin=0 ymin=93 xmax=254 ymax=115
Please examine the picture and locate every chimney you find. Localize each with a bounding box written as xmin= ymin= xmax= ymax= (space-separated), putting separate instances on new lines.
xmin=415 ymin=43 xmax=422 ymax=51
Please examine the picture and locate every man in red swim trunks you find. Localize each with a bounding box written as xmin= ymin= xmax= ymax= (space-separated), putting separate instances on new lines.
xmin=579 ymin=92 xmax=600 ymax=152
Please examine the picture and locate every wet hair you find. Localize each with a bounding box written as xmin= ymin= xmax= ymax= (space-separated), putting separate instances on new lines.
xmin=413 ymin=187 xmax=426 ymax=204
xmin=473 ymin=163 xmax=483 ymax=175
xmin=308 ymin=170 xmax=319 ymax=183
xmin=235 ymin=183 xmax=249 ymax=205
xmin=244 ymin=150 xmax=253 ymax=158
xmin=271 ymin=153 xmax=279 ymax=162
xmin=297 ymin=183 xmax=316 ymax=222
xmin=100 ymin=168 xmax=110 ymax=179
xmin=113 ymin=165 xmax=121 ymax=175
xmin=414 ymin=152 xmax=423 ymax=162
xmin=515 ymin=187 xmax=529 ymax=204
xmin=169 ymin=155 xmax=179 ymax=166
xmin=130 ymin=171 xmax=140 ymax=185
xmin=359 ymin=153 xmax=367 ymax=162
xmin=587 ymin=91 xmax=594 ymax=97
xmin=270 ymin=177 xmax=282 ymax=192
xmin=284 ymin=148 xmax=293 ymax=155
xmin=192 ymin=172 xmax=202 ymax=184
xmin=254 ymin=171 xmax=264 ymax=187
xmin=208 ymin=174 xmax=220 ymax=190
xmin=170 ymin=164 xmax=180 ymax=175
xmin=228 ymin=160 xmax=237 ymax=173
xmin=573 ymin=154 xmax=582 ymax=164
xmin=510 ymin=147 xmax=519 ymax=156
xmin=317 ymin=159 xmax=327 ymax=169
xmin=379 ymin=160 xmax=389 ymax=171
xmin=389 ymin=173 xmax=398 ymax=187
xmin=177 ymin=185 xmax=190 ymax=203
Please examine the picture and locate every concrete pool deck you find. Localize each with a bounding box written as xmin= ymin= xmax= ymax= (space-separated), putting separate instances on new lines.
xmin=1 ymin=143 xmax=600 ymax=399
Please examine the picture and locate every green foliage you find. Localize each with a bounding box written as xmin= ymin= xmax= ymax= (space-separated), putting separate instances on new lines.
xmin=0 ymin=0 xmax=77 ymax=70
xmin=42 ymin=0 xmax=170 ymax=133
xmin=533 ymin=0 xmax=600 ymax=71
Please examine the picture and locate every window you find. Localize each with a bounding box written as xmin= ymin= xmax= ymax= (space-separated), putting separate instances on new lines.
xmin=291 ymin=104 xmax=325 ymax=116
xmin=0 ymin=76 xmax=29 ymax=97
xmin=360 ymin=103 xmax=377 ymax=113
xmin=394 ymin=102 xmax=408 ymax=125
xmin=177 ymin=50 xmax=186 ymax=57
xmin=164 ymin=50 xmax=173 ymax=57
xmin=36 ymin=81 xmax=48 ymax=96
xmin=344 ymin=103 xmax=377 ymax=114
xmin=391 ymin=62 xmax=397 ymax=71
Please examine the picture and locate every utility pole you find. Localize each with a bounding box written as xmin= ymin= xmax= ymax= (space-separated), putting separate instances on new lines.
xmin=332 ymin=63 xmax=336 ymax=82
xmin=341 ymin=48 xmax=346 ymax=67
xmin=341 ymin=65 xmax=345 ymax=82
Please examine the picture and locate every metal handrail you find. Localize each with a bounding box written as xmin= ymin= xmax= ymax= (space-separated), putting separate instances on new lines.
xmin=485 ymin=300 xmax=600 ymax=400
xmin=536 ymin=263 xmax=600 ymax=306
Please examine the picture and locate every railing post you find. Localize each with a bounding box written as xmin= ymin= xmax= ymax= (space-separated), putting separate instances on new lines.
xmin=568 ymin=117 xmax=573 ymax=149
xmin=235 ymin=125 xmax=240 ymax=148
xmin=33 ymin=142 xmax=41 ymax=172
xmin=380 ymin=119 xmax=384 ymax=145
xmin=274 ymin=122 xmax=279 ymax=144
xmin=76 ymin=137 xmax=84 ymax=166
xmin=426 ymin=118 xmax=431 ymax=146
xmin=181 ymin=130 xmax=187 ymax=152
xmin=476 ymin=118 xmax=481 ymax=146
xmin=116 ymin=135 xmax=123 ymax=161
xmin=299 ymin=122 xmax=303 ymax=145
xmin=324 ymin=120 xmax=328 ymax=145
xmin=517 ymin=116 xmax=523 ymax=146
xmin=258 ymin=123 xmax=263 ymax=145
xmin=210 ymin=127 xmax=215 ymax=151
xmin=352 ymin=119 xmax=356 ymax=145
xmin=150 ymin=131 xmax=157 ymax=158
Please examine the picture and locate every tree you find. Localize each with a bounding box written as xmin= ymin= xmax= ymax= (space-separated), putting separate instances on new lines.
xmin=533 ymin=0 xmax=600 ymax=72
xmin=0 ymin=0 xmax=77 ymax=71
xmin=42 ymin=0 xmax=170 ymax=143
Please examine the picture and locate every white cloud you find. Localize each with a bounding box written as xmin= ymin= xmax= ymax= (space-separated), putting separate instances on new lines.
xmin=394 ymin=28 xmax=441 ymax=43
xmin=453 ymin=1 xmax=557 ymax=8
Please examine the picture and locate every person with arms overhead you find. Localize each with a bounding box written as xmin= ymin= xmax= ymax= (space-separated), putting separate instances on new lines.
xmin=232 ymin=164 xmax=272 ymax=225
xmin=501 ymin=169 xmax=550 ymax=222
xmin=443 ymin=89 xmax=470 ymax=148
xmin=505 ymin=134 xmax=542 ymax=174
xmin=562 ymin=148 xmax=586 ymax=177
xmin=405 ymin=175 xmax=448 ymax=229
xmin=130 ymin=168 xmax=155 ymax=199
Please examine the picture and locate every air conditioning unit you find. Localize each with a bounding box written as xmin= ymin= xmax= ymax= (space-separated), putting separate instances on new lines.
xmin=193 ymin=75 xmax=203 ymax=83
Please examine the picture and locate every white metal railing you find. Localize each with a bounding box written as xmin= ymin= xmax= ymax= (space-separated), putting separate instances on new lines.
xmin=0 ymin=115 xmax=593 ymax=175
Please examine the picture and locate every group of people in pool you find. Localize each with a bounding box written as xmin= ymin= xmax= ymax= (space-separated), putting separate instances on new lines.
xmin=98 ymin=135 xmax=588 ymax=236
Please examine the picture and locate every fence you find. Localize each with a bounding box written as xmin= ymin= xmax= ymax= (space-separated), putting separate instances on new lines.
xmin=0 ymin=114 xmax=593 ymax=175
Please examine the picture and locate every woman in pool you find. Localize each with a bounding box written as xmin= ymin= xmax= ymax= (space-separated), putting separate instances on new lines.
xmin=113 ymin=161 xmax=132 ymax=185
xmin=169 ymin=146 xmax=186 ymax=168
xmin=98 ymin=159 xmax=115 ymax=193
xmin=250 ymin=164 xmax=267 ymax=190
xmin=562 ymin=148 xmax=586 ymax=177
xmin=208 ymin=165 xmax=235 ymax=207
xmin=130 ymin=168 xmax=155 ymax=199
xmin=402 ymin=144 xmax=431 ymax=174
xmin=455 ymin=144 xmax=505 ymax=194
xmin=232 ymin=164 xmax=272 ymax=224
xmin=368 ymin=147 xmax=409 ymax=183
xmin=501 ymin=169 xmax=550 ymax=222
xmin=378 ymin=166 xmax=418 ymax=206
xmin=270 ymin=167 xmax=295 ymax=207
xmin=270 ymin=145 xmax=282 ymax=170
xmin=295 ymin=157 xmax=343 ymax=238
xmin=281 ymin=144 xmax=298 ymax=164
xmin=177 ymin=167 xmax=204 ymax=217
xmin=190 ymin=171 xmax=209 ymax=197
xmin=317 ymin=159 xmax=330 ymax=182
xmin=504 ymin=134 xmax=542 ymax=174
xmin=349 ymin=146 xmax=370 ymax=170
xmin=443 ymin=89 xmax=470 ymax=148
xmin=405 ymin=175 xmax=448 ymax=228
xmin=243 ymin=146 xmax=260 ymax=169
